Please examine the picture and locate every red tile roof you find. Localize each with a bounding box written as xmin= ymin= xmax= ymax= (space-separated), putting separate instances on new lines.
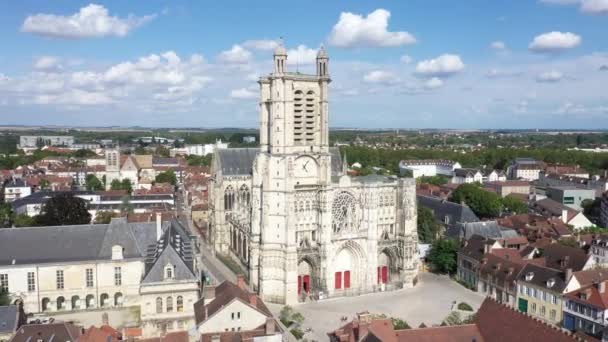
xmin=395 ymin=324 xmax=484 ymax=342
xmin=80 ymin=325 xmax=121 ymax=342
xmin=137 ymin=331 xmax=188 ymax=342
xmin=475 ymin=298 xmax=587 ymax=342
xmin=565 ymin=282 xmax=608 ymax=309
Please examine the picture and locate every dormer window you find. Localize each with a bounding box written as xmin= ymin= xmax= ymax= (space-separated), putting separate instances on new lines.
xmin=111 ymin=245 xmax=123 ymax=260
xmin=525 ymin=272 xmax=534 ymax=281
xmin=547 ymin=278 xmax=555 ymax=288
xmin=165 ymin=264 xmax=175 ymax=280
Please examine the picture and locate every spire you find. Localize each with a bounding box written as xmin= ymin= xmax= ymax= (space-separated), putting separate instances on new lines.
xmin=342 ymin=152 xmax=348 ymax=174
xmin=274 ymin=37 xmax=287 ymax=74
xmin=316 ymin=44 xmax=329 ymax=77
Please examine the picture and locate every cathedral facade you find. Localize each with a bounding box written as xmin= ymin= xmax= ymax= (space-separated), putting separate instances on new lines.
xmin=210 ymin=45 xmax=418 ymax=305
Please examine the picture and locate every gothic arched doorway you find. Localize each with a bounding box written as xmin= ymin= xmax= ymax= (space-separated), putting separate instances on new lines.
xmin=378 ymin=252 xmax=390 ymax=285
xmin=298 ymin=260 xmax=312 ymax=298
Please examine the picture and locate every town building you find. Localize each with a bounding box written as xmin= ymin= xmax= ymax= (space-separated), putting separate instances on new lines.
xmin=531 ymin=198 xmax=594 ymax=230
xmin=451 ymin=168 xmax=483 ymax=184
xmin=398 ymin=159 xmax=461 ymax=178
xmin=589 ymin=236 xmax=608 ymax=267
xmin=194 ymin=277 xmax=284 ymax=341
xmin=0 ymin=217 xmax=199 ymax=338
xmin=448 ymin=221 xmax=519 ymax=241
xmin=170 ymin=141 xmax=229 ymax=157
xmin=18 ymin=136 xmax=74 ymax=149
xmin=417 ymin=195 xmax=479 ymax=232
xmin=599 ymin=192 xmax=608 ymax=229
xmin=484 ymin=180 xmax=531 ymax=198
xmin=328 ymin=297 xmax=590 ymax=342
xmin=516 ymin=263 xmax=569 ymax=324
xmin=538 ymin=172 xmax=608 ymax=197
xmin=545 ymin=164 xmax=590 ymax=179
xmin=242 ymin=136 xmax=257 ymax=144
xmin=507 ymin=158 xmax=545 ymax=181
xmin=3 ymin=179 xmax=31 ymax=203
xmin=546 ymin=186 xmax=596 ymax=211
xmin=210 ymin=46 xmax=419 ymax=305
xmin=563 ymin=281 xmax=608 ymax=339
xmin=485 ymin=169 xmax=507 ymax=182
xmin=8 ymin=322 xmax=82 ymax=342
xmin=457 ymin=235 xmax=503 ymax=290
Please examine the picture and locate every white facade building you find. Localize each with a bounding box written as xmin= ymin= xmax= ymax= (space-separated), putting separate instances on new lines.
xmin=451 ymin=168 xmax=483 ymax=184
xmin=3 ymin=179 xmax=31 ymax=202
xmin=170 ymin=141 xmax=228 ymax=157
xmin=0 ymin=217 xmax=199 ymax=338
xmin=18 ymin=136 xmax=74 ymax=148
xmin=210 ymin=46 xmax=418 ymax=305
xmin=399 ymin=160 xmax=461 ymax=178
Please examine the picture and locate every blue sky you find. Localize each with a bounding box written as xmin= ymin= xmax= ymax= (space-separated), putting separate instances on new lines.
xmin=0 ymin=1 xmax=607 ymax=128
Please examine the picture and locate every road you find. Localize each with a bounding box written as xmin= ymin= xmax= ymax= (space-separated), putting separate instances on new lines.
xmin=175 ymin=184 xmax=236 ymax=285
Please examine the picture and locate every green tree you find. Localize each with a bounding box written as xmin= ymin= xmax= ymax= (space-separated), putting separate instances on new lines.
xmin=450 ymin=183 xmax=502 ymax=218
xmin=39 ymin=178 xmax=51 ymax=190
xmin=14 ymin=214 xmax=37 ymax=227
xmin=186 ymin=154 xmax=212 ymax=166
xmin=417 ymin=175 xmax=449 ymax=186
xmin=37 ymin=193 xmax=91 ymax=226
xmin=156 ymin=170 xmax=177 ymax=185
xmin=0 ymin=290 xmax=9 ymax=305
xmin=134 ymin=146 xmax=147 ymax=155
xmin=427 ymin=238 xmax=459 ymax=274
xmin=155 ymin=146 xmax=170 ymax=157
xmin=85 ymin=174 xmax=104 ymax=191
xmin=95 ymin=211 xmax=118 ymax=224
xmin=0 ymin=203 xmax=13 ymax=228
xmin=72 ymin=149 xmax=96 ymax=158
xmin=119 ymin=196 xmax=134 ymax=214
xmin=417 ymin=206 xmax=441 ymax=243
xmin=391 ymin=318 xmax=411 ymax=330
xmin=110 ymin=178 xmax=132 ymax=193
xmin=501 ymin=195 xmax=528 ymax=215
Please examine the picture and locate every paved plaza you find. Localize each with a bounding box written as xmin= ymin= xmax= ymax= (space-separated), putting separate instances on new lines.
xmin=268 ymin=272 xmax=484 ymax=342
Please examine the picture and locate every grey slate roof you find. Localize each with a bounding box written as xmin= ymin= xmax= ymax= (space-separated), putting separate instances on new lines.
xmin=0 ymin=218 xmax=158 ymax=266
xmin=142 ymin=220 xmax=197 ymax=283
xmin=217 ymin=148 xmax=258 ymax=176
xmin=449 ymin=220 xmax=519 ymax=240
xmin=417 ymin=195 xmax=479 ymax=225
xmin=0 ymin=305 xmax=19 ymax=334
xmin=518 ymin=263 xmax=568 ymax=293
xmin=453 ymin=168 xmax=480 ymax=177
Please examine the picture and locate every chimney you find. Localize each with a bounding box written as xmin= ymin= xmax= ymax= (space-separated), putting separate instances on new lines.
xmin=156 ymin=212 xmax=162 ymax=240
xmin=507 ymin=267 xmax=515 ymax=275
xmin=237 ymin=275 xmax=246 ymax=290
xmin=249 ymin=294 xmax=257 ymax=307
xmin=265 ymin=317 xmax=276 ymax=335
xmin=484 ymin=243 xmax=492 ymax=254
xmin=565 ymin=268 xmax=573 ymax=281
xmin=561 ymin=209 xmax=568 ymax=223
xmin=600 ymin=281 xmax=606 ymax=294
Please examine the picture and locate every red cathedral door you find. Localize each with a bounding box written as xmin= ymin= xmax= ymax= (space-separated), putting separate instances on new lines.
xmin=298 ymin=276 xmax=302 ymax=295
xmin=335 ymin=272 xmax=342 ymax=289
xmin=303 ymin=275 xmax=310 ymax=293
xmin=381 ymin=266 xmax=388 ymax=284
xmin=344 ymin=271 xmax=351 ymax=289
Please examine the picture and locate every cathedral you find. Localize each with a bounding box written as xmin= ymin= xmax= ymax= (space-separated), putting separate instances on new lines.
xmin=210 ymin=44 xmax=418 ymax=305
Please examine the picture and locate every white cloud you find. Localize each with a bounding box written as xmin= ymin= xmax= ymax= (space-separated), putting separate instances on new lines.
xmin=328 ymin=9 xmax=416 ymax=48
xmin=230 ymin=87 xmax=257 ymax=99
xmin=363 ymin=70 xmax=399 ymax=85
xmin=415 ymin=54 xmax=465 ymax=77
xmin=21 ymin=4 xmax=155 ymax=39
xmin=490 ymin=41 xmax=506 ymax=50
xmin=242 ymin=39 xmax=279 ymax=51
xmin=485 ymin=69 xmax=522 ymax=78
xmin=424 ymin=77 xmax=443 ymax=89
xmin=2 ymin=51 xmax=211 ymax=109
xmin=581 ymin=0 xmax=608 ymax=14
xmin=34 ymin=56 xmax=62 ymax=72
xmin=400 ymin=55 xmax=413 ymax=64
xmin=217 ymin=45 xmax=252 ymax=64
xmin=286 ymin=45 xmax=317 ymax=65
xmin=529 ymin=31 xmax=582 ymax=52
xmin=536 ymin=70 xmax=564 ymax=83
